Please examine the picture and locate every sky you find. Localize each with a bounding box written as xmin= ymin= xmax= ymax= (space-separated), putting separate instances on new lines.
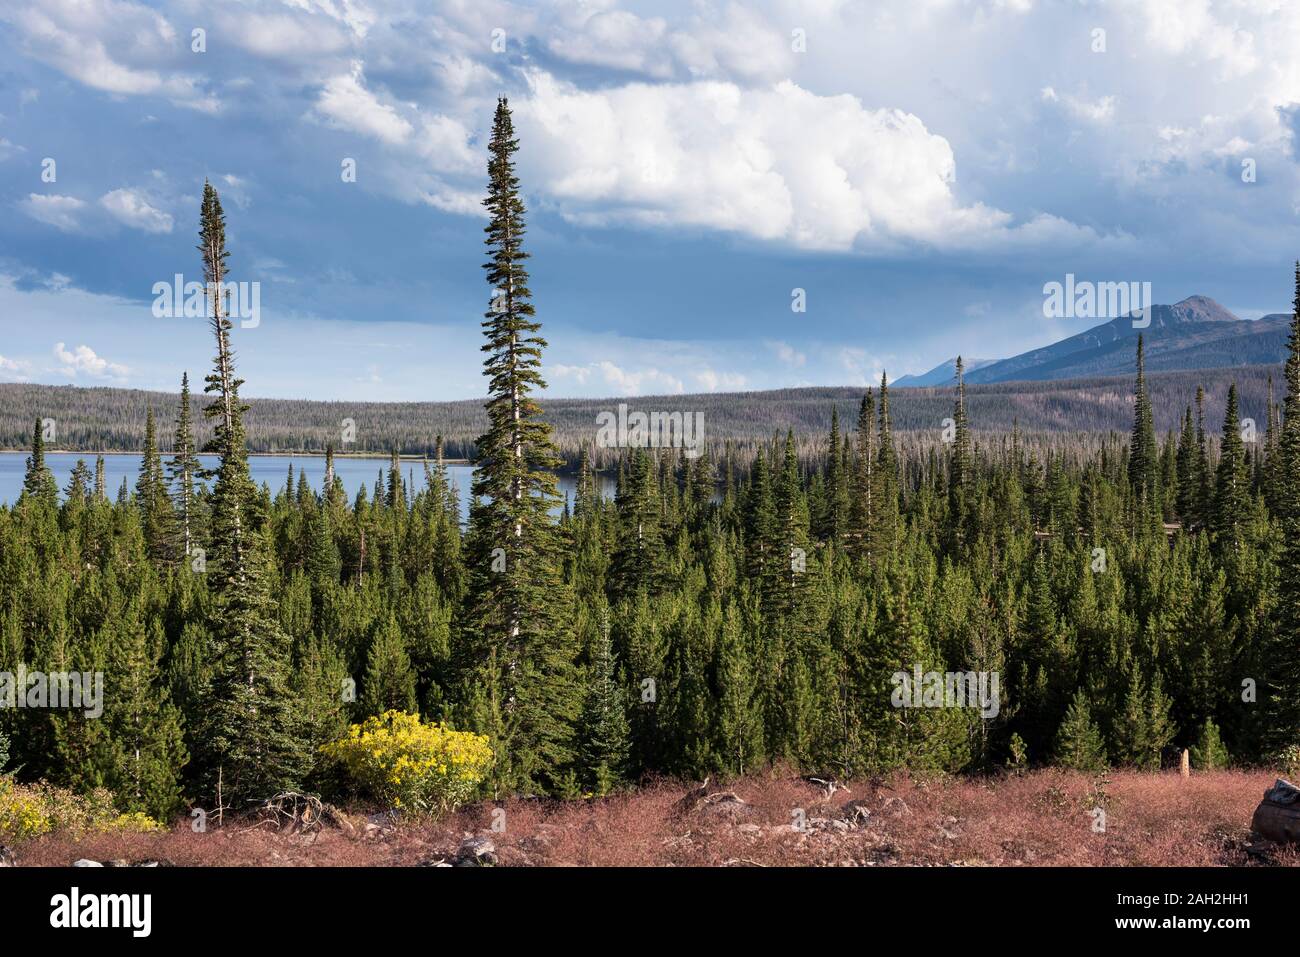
xmin=2 ymin=0 xmax=1300 ymax=401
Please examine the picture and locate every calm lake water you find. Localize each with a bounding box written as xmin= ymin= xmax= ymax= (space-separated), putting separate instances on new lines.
xmin=0 ymin=452 xmax=609 ymax=515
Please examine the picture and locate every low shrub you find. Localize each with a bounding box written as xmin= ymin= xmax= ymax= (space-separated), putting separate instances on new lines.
xmin=320 ymin=710 xmax=492 ymax=816
xmin=0 ymin=777 xmax=164 ymax=841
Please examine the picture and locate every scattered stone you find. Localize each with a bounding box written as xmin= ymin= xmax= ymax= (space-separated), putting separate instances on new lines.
xmin=880 ymin=796 xmax=911 ymax=818
xmin=0 ymin=846 xmax=15 ymax=867
xmin=454 ymin=836 xmax=498 ymax=867
xmin=695 ymin=791 xmax=754 ymax=822
xmin=72 ymin=859 xmax=103 ymax=867
xmin=841 ymin=799 xmax=873 ymax=825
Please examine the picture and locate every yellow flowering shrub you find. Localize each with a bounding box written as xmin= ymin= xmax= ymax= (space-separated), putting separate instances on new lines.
xmin=0 ymin=777 xmax=163 ymax=841
xmin=0 ymin=782 xmax=51 ymax=839
xmin=104 ymin=811 xmax=166 ymax=833
xmin=321 ymin=711 xmax=493 ymax=816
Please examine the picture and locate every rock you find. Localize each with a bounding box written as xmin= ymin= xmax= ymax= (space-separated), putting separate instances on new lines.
xmin=880 ymin=796 xmax=911 ymax=818
xmin=0 ymin=846 xmax=15 ymax=867
xmin=695 ymin=791 xmax=754 ymax=821
xmin=103 ymin=860 xmax=130 ymax=867
xmin=1251 ymin=778 xmax=1300 ymax=845
xmin=840 ymin=799 xmax=873 ymax=825
xmin=72 ymin=859 xmax=103 ymax=867
xmin=454 ymin=836 xmax=498 ymax=867
xmin=418 ymin=858 xmax=453 ymax=867
xmin=131 ymin=860 xmax=170 ymax=867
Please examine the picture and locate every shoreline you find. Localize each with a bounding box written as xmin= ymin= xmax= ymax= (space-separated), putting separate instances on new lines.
xmin=0 ymin=450 xmax=474 ymax=464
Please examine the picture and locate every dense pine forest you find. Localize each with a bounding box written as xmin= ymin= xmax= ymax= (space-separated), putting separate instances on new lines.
xmin=2 ymin=99 xmax=1299 ymax=825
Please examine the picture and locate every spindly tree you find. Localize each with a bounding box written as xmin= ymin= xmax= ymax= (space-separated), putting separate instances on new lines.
xmin=1128 ymin=335 xmax=1160 ymax=522
xmin=193 ymin=180 xmax=307 ymax=807
xmin=1263 ymin=263 xmax=1300 ymax=755
xmin=1211 ymin=383 xmax=1249 ymax=554
xmin=577 ymin=610 xmax=631 ymax=794
xmin=460 ymin=99 xmax=580 ymax=793
xmin=136 ymin=407 xmax=174 ymax=564
xmin=21 ymin=417 xmax=57 ymax=505
xmin=168 ymin=372 xmax=198 ymax=559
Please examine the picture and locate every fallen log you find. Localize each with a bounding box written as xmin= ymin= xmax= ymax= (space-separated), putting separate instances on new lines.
xmin=1250 ymin=779 xmax=1300 ymax=845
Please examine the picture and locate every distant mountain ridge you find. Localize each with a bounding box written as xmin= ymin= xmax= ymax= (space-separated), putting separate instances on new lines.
xmin=893 ymin=357 xmax=998 ymax=387
xmin=898 ymin=296 xmax=1289 ymax=386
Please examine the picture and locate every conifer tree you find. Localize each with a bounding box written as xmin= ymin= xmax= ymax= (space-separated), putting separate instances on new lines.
xmin=1195 ymin=387 xmax=1212 ymax=525
xmin=21 ymin=418 xmax=57 ymax=504
xmin=1128 ymin=336 xmax=1159 ymax=521
xmin=1055 ymin=690 xmax=1108 ymax=771
xmin=168 ymin=373 xmax=198 ymax=559
xmin=64 ymin=458 xmax=92 ymax=506
xmin=873 ymin=373 xmax=899 ymax=560
xmin=948 ymin=356 xmax=974 ymax=550
xmin=1175 ymin=405 xmax=1198 ymax=526
xmin=193 ymin=180 xmax=307 ymax=805
xmin=714 ymin=599 xmax=762 ymax=776
xmin=850 ymin=389 xmax=875 ymax=562
xmin=460 ymin=99 xmax=580 ymax=792
xmin=610 ymin=448 xmax=664 ymax=600
xmin=577 ymin=610 xmax=631 ymax=794
xmin=360 ymin=614 xmax=417 ymax=717
xmin=1189 ymin=717 xmax=1230 ymax=770
xmin=136 ymin=407 xmax=174 ymax=563
xmin=819 ymin=407 xmax=849 ymax=546
xmin=1211 ymin=383 xmax=1249 ymax=553
xmin=774 ymin=431 xmax=810 ymax=621
xmin=1262 ymin=262 xmax=1300 ymax=755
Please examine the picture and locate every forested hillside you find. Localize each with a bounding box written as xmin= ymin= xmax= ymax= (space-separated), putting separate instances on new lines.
xmin=0 ymin=364 xmax=1283 ymax=469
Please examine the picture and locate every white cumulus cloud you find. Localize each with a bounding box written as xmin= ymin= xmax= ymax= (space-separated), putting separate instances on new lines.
xmin=517 ymin=73 xmax=1076 ymax=252
xmin=99 ymin=188 xmax=174 ymax=233
xmin=54 ymin=342 xmax=129 ymax=379
xmin=20 ymin=194 xmax=87 ymax=232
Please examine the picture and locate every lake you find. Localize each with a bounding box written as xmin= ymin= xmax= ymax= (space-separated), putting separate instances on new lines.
xmin=0 ymin=452 xmax=611 ymax=515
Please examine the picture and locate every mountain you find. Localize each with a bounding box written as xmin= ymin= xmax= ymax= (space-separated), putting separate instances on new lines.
xmin=962 ymin=295 xmax=1288 ymax=384
xmin=894 ymin=357 xmax=998 ymax=387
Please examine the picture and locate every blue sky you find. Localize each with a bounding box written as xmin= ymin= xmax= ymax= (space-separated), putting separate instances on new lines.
xmin=1 ymin=0 xmax=1299 ymax=400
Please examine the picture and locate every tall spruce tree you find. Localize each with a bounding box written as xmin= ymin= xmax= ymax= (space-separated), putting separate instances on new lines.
xmin=168 ymin=373 xmax=198 ymax=559
xmin=21 ymin=418 xmax=57 ymax=504
xmin=136 ymin=407 xmax=174 ymax=563
xmin=948 ymin=356 xmax=974 ymax=550
xmin=577 ymin=610 xmax=631 ymax=794
xmin=1263 ymin=263 xmax=1300 ymax=755
xmin=1211 ymin=383 xmax=1249 ymax=553
xmin=460 ymin=99 xmax=580 ymax=793
xmin=1129 ymin=335 xmax=1160 ymax=522
xmin=194 ymin=180 xmax=307 ymax=806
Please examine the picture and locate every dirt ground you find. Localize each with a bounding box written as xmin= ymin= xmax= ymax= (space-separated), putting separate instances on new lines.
xmin=10 ymin=769 xmax=1297 ymax=867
